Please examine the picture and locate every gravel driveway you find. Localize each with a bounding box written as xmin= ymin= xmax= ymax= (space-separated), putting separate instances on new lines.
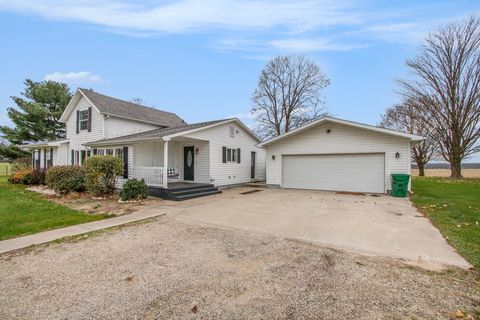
xmin=0 ymin=215 xmax=478 ymax=320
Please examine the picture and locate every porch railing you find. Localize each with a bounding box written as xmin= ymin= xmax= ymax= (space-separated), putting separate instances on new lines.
xmin=132 ymin=166 xmax=164 ymax=187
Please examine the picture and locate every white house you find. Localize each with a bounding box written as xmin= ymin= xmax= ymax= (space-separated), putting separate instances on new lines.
xmin=26 ymin=89 xmax=266 ymax=200
xmin=259 ymin=117 xmax=422 ymax=194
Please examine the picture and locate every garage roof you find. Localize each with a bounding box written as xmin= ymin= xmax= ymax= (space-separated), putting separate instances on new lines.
xmin=258 ymin=116 xmax=424 ymax=147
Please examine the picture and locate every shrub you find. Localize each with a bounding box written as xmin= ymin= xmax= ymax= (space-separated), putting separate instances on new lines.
xmin=8 ymin=168 xmax=33 ymax=184
xmin=46 ymin=166 xmax=86 ymax=194
xmin=86 ymin=156 xmax=124 ymax=197
xmin=30 ymin=168 xmax=46 ymax=185
xmin=11 ymin=157 xmax=31 ymax=174
xmin=120 ymin=179 xmax=149 ymax=201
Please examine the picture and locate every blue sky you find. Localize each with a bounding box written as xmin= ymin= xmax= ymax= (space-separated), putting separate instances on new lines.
xmin=0 ymin=0 xmax=479 ymax=161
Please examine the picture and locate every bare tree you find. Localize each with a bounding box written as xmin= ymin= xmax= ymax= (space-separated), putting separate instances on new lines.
xmin=131 ymin=98 xmax=144 ymax=105
xmin=399 ymin=16 xmax=480 ymax=178
xmin=251 ymin=55 xmax=330 ymax=139
xmin=380 ymin=100 xmax=437 ymax=176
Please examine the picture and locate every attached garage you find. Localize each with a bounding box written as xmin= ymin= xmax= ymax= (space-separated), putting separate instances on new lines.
xmin=260 ymin=117 xmax=423 ymax=194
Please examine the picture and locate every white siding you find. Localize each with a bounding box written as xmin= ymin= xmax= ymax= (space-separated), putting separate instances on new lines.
xmin=105 ymin=116 xmax=160 ymax=139
xmin=264 ymin=121 xmax=411 ymax=192
xmin=54 ymin=143 xmax=68 ymax=166
xmin=184 ymin=122 xmax=266 ymax=187
xmin=65 ymin=96 xmax=104 ymax=164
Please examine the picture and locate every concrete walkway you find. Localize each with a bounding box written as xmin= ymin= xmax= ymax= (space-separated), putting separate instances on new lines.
xmin=0 ymin=207 xmax=165 ymax=254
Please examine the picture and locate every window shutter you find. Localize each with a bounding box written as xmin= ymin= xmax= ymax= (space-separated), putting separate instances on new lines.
xmin=71 ymin=150 xmax=74 ymax=165
xmin=93 ymin=148 xmax=97 ymax=155
xmin=50 ymin=148 xmax=53 ymax=167
xmin=222 ymin=147 xmax=227 ymax=163
xmin=87 ymin=107 xmax=92 ymax=132
xmin=123 ymin=147 xmax=129 ymax=179
xmin=32 ymin=151 xmax=35 ymax=169
xmin=237 ymin=148 xmax=241 ymax=163
xmin=36 ymin=150 xmax=41 ymax=169
xmin=43 ymin=148 xmax=46 ymax=168
xmin=76 ymin=110 xmax=80 ymax=134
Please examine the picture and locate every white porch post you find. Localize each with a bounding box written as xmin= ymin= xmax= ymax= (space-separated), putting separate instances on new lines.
xmin=163 ymin=139 xmax=169 ymax=187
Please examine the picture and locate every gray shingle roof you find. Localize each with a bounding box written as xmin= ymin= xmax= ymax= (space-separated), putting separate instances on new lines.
xmin=80 ymin=89 xmax=186 ymax=127
xmin=85 ymin=119 xmax=232 ymax=146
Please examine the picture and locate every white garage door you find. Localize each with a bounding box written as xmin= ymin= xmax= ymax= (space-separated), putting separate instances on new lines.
xmin=282 ymin=153 xmax=385 ymax=193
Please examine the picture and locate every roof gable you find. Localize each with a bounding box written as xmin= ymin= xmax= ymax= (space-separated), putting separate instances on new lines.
xmin=60 ymin=89 xmax=186 ymax=127
xmin=258 ymin=116 xmax=423 ymax=147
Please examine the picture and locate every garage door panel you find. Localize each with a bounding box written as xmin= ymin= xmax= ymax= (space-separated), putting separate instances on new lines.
xmin=282 ymin=154 xmax=384 ymax=193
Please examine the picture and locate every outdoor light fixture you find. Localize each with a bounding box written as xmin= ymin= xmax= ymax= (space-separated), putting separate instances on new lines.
xmin=272 ymin=155 xmax=276 ymax=160
xmin=326 ymin=129 xmax=331 ymax=133
xmin=195 ymin=147 xmax=200 ymax=155
xmin=395 ymin=152 xmax=400 ymax=159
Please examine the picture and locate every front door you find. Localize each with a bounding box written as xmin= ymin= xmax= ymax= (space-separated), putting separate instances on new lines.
xmin=251 ymin=151 xmax=256 ymax=179
xmin=184 ymin=146 xmax=194 ymax=181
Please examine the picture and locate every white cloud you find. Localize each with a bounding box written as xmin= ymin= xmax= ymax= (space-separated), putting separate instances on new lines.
xmin=0 ymin=0 xmax=361 ymax=34
xmin=269 ymin=38 xmax=367 ymax=52
xmin=44 ymin=71 xmax=104 ymax=83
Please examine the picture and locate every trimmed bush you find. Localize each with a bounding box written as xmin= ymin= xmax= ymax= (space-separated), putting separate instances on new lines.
xmin=86 ymin=156 xmax=124 ymax=197
xmin=8 ymin=168 xmax=33 ymax=184
xmin=8 ymin=168 xmax=46 ymax=185
xmin=120 ymin=179 xmax=149 ymax=201
xmin=46 ymin=166 xmax=86 ymax=194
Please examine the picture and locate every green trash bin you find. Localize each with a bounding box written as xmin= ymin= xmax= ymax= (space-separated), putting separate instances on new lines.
xmin=391 ymin=174 xmax=410 ymax=197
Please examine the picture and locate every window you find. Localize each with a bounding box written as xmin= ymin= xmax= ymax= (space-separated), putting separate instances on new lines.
xmin=115 ymin=148 xmax=123 ymax=161
xmin=223 ymin=147 xmax=240 ymax=163
xmin=97 ymin=149 xmax=105 ymax=155
xmin=227 ymin=148 xmax=232 ymax=161
xmin=229 ymin=126 xmax=235 ymax=137
xmin=106 ymin=149 xmax=113 ymax=156
xmin=79 ymin=110 xmax=89 ymax=130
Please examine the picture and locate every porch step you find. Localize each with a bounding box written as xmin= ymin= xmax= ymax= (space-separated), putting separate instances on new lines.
xmin=150 ymin=183 xmax=222 ymax=201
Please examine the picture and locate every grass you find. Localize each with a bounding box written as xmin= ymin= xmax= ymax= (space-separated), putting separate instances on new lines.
xmin=0 ymin=162 xmax=11 ymax=176
xmin=411 ymin=177 xmax=480 ymax=269
xmin=0 ymin=176 xmax=107 ymax=240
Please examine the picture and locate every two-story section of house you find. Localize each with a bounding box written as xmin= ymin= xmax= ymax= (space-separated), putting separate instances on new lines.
xmin=26 ymin=88 xmax=186 ymax=169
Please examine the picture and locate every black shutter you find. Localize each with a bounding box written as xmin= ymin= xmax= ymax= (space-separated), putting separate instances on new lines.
xmin=76 ymin=110 xmax=80 ymax=134
xmin=71 ymin=150 xmax=75 ymax=165
xmin=36 ymin=150 xmax=41 ymax=169
xmin=43 ymin=148 xmax=46 ymax=169
xmin=222 ymin=147 xmax=227 ymax=163
xmin=87 ymin=107 xmax=92 ymax=132
xmin=50 ymin=148 xmax=53 ymax=167
xmin=93 ymin=148 xmax=97 ymax=155
xmin=123 ymin=146 xmax=128 ymax=179
xmin=237 ymin=148 xmax=241 ymax=163
xmin=32 ymin=150 xmax=35 ymax=169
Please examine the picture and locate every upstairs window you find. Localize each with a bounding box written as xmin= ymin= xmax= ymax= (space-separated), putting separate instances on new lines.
xmin=229 ymin=126 xmax=235 ymax=137
xmin=79 ymin=110 xmax=89 ymax=130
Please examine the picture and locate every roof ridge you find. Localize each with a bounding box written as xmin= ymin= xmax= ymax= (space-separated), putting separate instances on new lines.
xmin=78 ymin=88 xmax=178 ymax=116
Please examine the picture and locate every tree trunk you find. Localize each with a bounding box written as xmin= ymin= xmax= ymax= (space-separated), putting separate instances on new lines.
xmin=418 ymin=163 xmax=425 ymax=176
xmin=450 ymin=156 xmax=463 ymax=178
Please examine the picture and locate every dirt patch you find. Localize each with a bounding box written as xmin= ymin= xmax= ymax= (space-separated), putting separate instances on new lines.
xmin=335 ymin=191 xmax=367 ymax=196
xmin=28 ymin=185 xmax=162 ymax=216
xmin=0 ymin=217 xmax=478 ymax=319
xmin=411 ymin=168 xmax=480 ymax=177
xmin=48 ymin=193 xmax=162 ymax=216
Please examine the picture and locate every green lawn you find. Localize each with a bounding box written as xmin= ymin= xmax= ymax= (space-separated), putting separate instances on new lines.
xmin=411 ymin=177 xmax=480 ymax=269
xmin=0 ymin=177 xmax=107 ymax=240
xmin=0 ymin=162 xmax=11 ymax=176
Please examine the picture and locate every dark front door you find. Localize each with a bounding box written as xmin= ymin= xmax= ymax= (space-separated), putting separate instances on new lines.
xmin=251 ymin=151 xmax=256 ymax=179
xmin=184 ymin=146 xmax=195 ymax=181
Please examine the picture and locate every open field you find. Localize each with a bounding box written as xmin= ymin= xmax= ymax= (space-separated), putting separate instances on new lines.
xmin=0 ymin=162 xmax=11 ymax=176
xmin=0 ymin=177 xmax=107 ymax=240
xmin=411 ymin=177 xmax=480 ymax=269
xmin=411 ymin=168 xmax=480 ymax=177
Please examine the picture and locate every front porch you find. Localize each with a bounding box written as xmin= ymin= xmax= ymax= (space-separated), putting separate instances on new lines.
xmin=127 ymin=136 xmax=211 ymax=189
